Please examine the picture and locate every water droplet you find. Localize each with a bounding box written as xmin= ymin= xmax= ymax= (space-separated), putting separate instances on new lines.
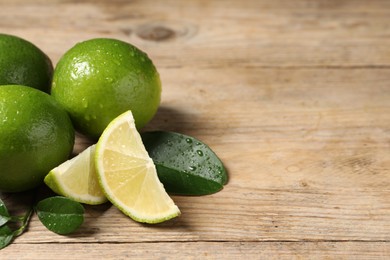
xmin=82 ymin=98 xmax=88 ymax=108
xmin=189 ymin=166 xmax=197 ymax=171
xmin=196 ymin=150 xmax=204 ymax=156
xmin=186 ymin=138 xmax=192 ymax=144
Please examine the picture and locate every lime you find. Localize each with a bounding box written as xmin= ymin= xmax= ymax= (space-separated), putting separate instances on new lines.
xmin=0 ymin=85 xmax=75 ymax=192
xmin=0 ymin=34 xmax=53 ymax=92
xmin=44 ymin=145 xmax=107 ymax=205
xmin=95 ymin=111 xmax=180 ymax=223
xmin=51 ymin=38 xmax=161 ymax=139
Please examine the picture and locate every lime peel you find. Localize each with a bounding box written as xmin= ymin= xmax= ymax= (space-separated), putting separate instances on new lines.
xmin=0 ymin=85 xmax=74 ymax=192
xmin=51 ymin=38 xmax=161 ymax=138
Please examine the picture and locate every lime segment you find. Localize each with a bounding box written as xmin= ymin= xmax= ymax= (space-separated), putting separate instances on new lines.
xmin=44 ymin=145 xmax=107 ymax=205
xmin=95 ymin=111 xmax=180 ymax=223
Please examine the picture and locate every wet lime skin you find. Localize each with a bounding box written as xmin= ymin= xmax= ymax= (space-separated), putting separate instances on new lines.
xmin=0 ymin=85 xmax=75 ymax=192
xmin=0 ymin=34 xmax=53 ymax=92
xmin=51 ymin=38 xmax=162 ymax=139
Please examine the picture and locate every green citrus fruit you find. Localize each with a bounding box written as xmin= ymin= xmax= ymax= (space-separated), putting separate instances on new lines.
xmin=44 ymin=144 xmax=107 ymax=205
xmin=95 ymin=111 xmax=180 ymax=223
xmin=0 ymin=85 xmax=75 ymax=192
xmin=51 ymin=38 xmax=161 ymax=139
xmin=0 ymin=34 xmax=53 ymax=92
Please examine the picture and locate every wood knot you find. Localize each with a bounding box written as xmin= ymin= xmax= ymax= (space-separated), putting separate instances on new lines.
xmin=300 ymin=181 xmax=308 ymax=187
xmin=135 ymin=22 xmax=197 ymax=42
xmin=136 ymin=25 xmax=175 ymax=42
xmin=286 ymin=165 xmax=300 ymax=173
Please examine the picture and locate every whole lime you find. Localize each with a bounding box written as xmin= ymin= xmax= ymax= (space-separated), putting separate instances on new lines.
xmin=51 ymin=38 xmax=161 ymax=139
xmin=0 ymin=34 xmax=53 ymax=92
xmin=0 ymin=85 xmax=75 ymax=192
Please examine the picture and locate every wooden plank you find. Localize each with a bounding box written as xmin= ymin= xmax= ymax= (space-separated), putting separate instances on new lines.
xmin=0 ymin=0 xmax=390 ymax=67
xmin=2 ymin=242 xmax=390 ymax=259
xmin=0 ymin=0 xmax=389 ymax=257
xmin=2 ymin=67 xmax=388 ymax=244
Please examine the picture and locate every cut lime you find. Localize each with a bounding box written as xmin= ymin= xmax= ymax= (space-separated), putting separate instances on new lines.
xmin=44 ymin=145 xmax=107 ymax=205
xmin=95 ymin=111 xmax=180 ymax=223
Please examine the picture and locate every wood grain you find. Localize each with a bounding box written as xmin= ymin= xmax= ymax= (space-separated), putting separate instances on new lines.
xmin=1 ymin=0 xmax=389 ymax=258
xmin=2 ymin=242 xmax=390 ymax=259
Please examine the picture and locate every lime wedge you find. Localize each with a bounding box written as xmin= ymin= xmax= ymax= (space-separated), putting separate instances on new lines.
xmin=44 ymin=145 xmax=107 ymax=205
xmin=95 ymin=111 xmax=180 ymax=224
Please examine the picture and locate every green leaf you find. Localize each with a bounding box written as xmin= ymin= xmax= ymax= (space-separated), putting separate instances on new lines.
xmin=35 ymin=196 xmax=84 ymax=235
xmin=0 ymin=225 xmax=14 ymax=249
xmin=0 ymin=198 xmax=33 ymax=250
xmin=0 ymin=199 xmax=10 ymax=227
xmin=12 ymin=207 xmax=33 ymax=237
xmin=141 ymin=131 xmax=228 ymax=195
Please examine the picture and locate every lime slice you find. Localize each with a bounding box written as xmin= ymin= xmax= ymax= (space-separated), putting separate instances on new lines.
xmin=95 ymin=111 xmax=180 ymax=223
xmin=44 ymin=145 xmax=107 ymax=205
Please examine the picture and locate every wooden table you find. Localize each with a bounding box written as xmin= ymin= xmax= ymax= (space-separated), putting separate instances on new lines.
xmin=1 ymin=0 xmax=390 ymax=258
